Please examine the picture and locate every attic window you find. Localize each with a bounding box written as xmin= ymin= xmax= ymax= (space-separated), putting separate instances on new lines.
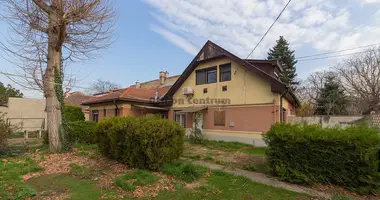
xmin=219 ymin=63 xmax=231 ymax=82
xmin=196 ymin=66 xmax=217 ymax=85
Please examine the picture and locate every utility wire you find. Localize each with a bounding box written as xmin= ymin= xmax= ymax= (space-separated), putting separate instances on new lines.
xmin=297 ymin=50 xmax=367 ymax=62
xmin=296 ymin=42 xmax=380 ymax=59
xmin=246 ymin=0 xmax=292 ymax=59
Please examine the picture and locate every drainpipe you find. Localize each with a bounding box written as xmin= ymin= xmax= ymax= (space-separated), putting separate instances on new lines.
xmin=280 ymin=86 xmax=290 ymax=122
xmin=113 ymin=100 xmax=119 ymax=116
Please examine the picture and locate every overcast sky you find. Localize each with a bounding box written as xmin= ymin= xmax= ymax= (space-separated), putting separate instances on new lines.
xmin=0 ymin=0 xmax=379 ymax=98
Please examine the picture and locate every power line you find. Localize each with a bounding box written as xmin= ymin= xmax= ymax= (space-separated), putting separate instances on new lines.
xmin=296 ymin=42 xmax=380 ymax=59
xmin=297 ymin=50 xmax=367 ymax=62
xmin=246 ymin=0 xmax=292 ymax=59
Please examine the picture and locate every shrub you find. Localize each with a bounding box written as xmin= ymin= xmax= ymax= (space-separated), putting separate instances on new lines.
xmin=67 ymin=121 xmax=97 ymax=144
xmin=264 ymin=123 xmax=380 ymax=194
xmin=64 ymin=105 xmax=85 ymax=122
xmin=160 ymin=162 xmax=207 ymax=182
xmin=96 ymin=116 xmax=185 ymax=170
xmin=0 ymin=112 xmax=12 ymax=153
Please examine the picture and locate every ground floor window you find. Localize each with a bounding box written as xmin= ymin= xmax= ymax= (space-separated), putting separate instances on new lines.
xmin=92 ymin=110 xmax=99 ymax=123
xmin=281 ymin=108 xmax=287 ymax=122
xmin=214 ymin=110 xmax=225 ymax=126
xmin=175 ymin=113 xmax=186 ymax=128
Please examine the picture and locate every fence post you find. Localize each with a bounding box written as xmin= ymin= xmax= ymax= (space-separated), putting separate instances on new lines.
xmin=24 ymin=130 xmax=28 ymax=139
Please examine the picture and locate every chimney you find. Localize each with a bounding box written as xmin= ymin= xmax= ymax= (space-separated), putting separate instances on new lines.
xmin=64 ymin=88 xmax=71 ymax=98
xmin=164 ymin=71 xmax=169 ymax=79
xmin=159 ymin=71 xmax=165 ymax=85
xmin=135 ymin=81 xmax=141 ymax=88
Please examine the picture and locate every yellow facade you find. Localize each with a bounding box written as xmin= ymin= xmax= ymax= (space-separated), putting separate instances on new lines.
xmin=172 ymin=58 xmax=279 ymax=108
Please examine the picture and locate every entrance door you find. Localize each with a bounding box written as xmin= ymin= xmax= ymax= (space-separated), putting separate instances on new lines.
xmin=193 ymin=112 xmax=203 ymax=134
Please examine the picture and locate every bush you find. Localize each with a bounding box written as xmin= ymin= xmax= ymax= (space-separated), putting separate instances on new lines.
xmin=67 ymin=121 xmax=97 ymax=144
xmin=96 ymin=116 xmax=185 ymax=170
xmin=64 ymin=105 xmax=85 ymax=122
xmin=0 ymin=112 xmax=12 ymax=153
xmin=264 ymin=123 xmax=380 ymax=194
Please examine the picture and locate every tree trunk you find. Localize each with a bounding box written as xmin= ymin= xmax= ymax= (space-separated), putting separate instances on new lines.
xmin=44 ymin=12 xmax=63 ymax=153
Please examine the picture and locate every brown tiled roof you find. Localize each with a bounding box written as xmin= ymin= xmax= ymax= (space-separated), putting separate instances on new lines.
xmin=82 ymin=86 xmax=171 ymax=105
xmin=64 ymin=92 xmax=91 ymax=106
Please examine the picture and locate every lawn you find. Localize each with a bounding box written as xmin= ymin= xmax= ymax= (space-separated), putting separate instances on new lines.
xmin=0 ymin=140 xmax=313 ymax=200
xmin=183 ymin=140 xmax=267 ymax=173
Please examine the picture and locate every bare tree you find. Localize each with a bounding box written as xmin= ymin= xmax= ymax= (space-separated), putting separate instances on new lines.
xmin=88 ymin=78 xmax=120 ymax=94
xmin=335 ymin=48 xmax=380 ymax=114
xmin=0 ymin=0 xmax=115 ymax=152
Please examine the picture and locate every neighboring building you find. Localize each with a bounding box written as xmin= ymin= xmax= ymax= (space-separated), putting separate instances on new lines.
xmin=82 ymin=41 xmax=300 ymax=145
xmin=64 ymin=90 xmax=92 ymax=120
xmin=130 ymin=72 xmax=180 ymax=89
xmin=0 ymin=97 xmax=46 ymax=131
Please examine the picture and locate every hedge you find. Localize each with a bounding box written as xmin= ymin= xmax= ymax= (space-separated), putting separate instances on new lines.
xmin=43 ymin=121 xmax=96 ymax=145
xmin=64 ymin=105 xmax=85 ymax=122
xmin=264 ymin=123 xmax=380 ymax=194
xmin=96 ymin=116 xmax=185 ymax=170
xmin=67 ymin=121 xmax=97 ymax=144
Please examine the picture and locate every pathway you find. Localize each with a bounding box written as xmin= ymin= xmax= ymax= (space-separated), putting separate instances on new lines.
xmin=192 ymin=160 xmax=331 ymax=199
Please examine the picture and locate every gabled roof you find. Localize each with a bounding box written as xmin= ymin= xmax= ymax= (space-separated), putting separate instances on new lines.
xmin=82 ymin=86 xmax=171 ymax=105
xmin=163 ymin=40 xmax=300 ymax=107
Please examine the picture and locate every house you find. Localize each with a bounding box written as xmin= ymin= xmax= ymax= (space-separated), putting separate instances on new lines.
xmin=64 ymin=90 xmax=92 ymax=120
xmin=82 ymin=41 xmax=299 ymax=145
xmin=0 ymin=97 xmax=46 ymax=131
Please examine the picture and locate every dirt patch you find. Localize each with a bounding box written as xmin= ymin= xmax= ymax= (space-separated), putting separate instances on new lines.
xmin=131 ymin=173 xmax=178 ymax=198
xmin=184 ymin=143 xmax=265 ymax=166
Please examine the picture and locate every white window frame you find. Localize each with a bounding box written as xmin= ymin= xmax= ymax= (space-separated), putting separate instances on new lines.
xmin=175 ymin=112 xmax=186 ymax=128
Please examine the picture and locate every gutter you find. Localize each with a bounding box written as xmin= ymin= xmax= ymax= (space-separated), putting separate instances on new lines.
xmin=280 ymin=86 xmax=290 ymax=122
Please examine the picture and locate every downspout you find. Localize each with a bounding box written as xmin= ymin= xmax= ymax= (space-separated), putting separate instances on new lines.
xmin=280 ymin=86 xmax=290 ymax=122
xmin=113 ymin=100 xmax=119 ymax=116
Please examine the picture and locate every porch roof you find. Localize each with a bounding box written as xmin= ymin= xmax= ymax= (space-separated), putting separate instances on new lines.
xmin=174 ymin=106 xmax=208 ymax=113
xmin=132 ymin=105 xmax=169 ymax=111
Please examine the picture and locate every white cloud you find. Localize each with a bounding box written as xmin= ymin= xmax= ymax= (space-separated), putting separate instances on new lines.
xmin=360 ymin=0 xmax=380 ymax=4
xmin=150 ymin=25 xmax=199 ymax=55
xmin=144 ymin=0 xmax=380 ymax=61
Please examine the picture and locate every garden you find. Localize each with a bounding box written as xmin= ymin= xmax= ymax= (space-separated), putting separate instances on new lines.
xmin=1 ymin=107 xmax=380 ymax=200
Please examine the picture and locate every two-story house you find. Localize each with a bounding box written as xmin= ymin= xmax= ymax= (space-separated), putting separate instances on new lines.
xmin=82 ymin=40 xmax=299 ymax=145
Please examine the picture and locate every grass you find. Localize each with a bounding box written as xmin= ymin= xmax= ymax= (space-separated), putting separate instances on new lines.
xmin=331 ymin=194 xmax=354 ymax=200
xmin=154 ymin=170 xmax=311 ymax=200
xmin=160 ymin=162 xmax=208 ymax=183
xmin=72 ymin=143 xmax=98 ymax=151
xmin=27 ymin=174 xmax=129 ymax=200
xmin=115 ymin=169 xmax=158 ymax=191
xmin=69 ymin=163 xmax=91 ymax=178
xmin=242 ymin=165 xmax=258 ymax=171
xmin=203 ymin=152 xmax=213 ymax=161
xmin=0 ymin=156 xmax=44 ymax=200
xmin=200 ymin=140 xmax=266 ymax=156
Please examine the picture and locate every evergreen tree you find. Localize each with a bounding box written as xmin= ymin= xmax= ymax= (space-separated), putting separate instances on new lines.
xmin=267 ymin=36 xmax=298 ymax=89
xmin=315 ymin=74 xmax=347 ymax=115
xmin=0 ymin=82 xmax=23 ymax=105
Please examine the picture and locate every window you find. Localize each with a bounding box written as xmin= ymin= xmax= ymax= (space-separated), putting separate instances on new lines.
xmin=222 ymin=86 xmax=227 ymax=91
xmin=103 ymin=109 xmax=106 ymax=118
xmin=281 ymin=108 xmax=287 ymax=122
xmin=219 ymin=63 xmax=231 ymax=82
xmin=196 ymin=66 xmax=217 ymax=85
xmin=114 ymin=108 xmax=119 ymax=116
xmin=175 ymin=113 xmax=186 ymax=128
xmin=92 ymin=110 xmax=99 ymax=123
xmin=214 ymin=110 xmax=225 ymax=126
